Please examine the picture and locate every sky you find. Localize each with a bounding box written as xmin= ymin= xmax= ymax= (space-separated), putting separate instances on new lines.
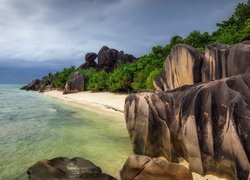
xmin=0 ymin=0 xmax=247 ymax=84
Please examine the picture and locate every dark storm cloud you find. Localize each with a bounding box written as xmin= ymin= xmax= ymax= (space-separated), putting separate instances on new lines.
xmin=0 ymin=0 xmax=247 ymax=83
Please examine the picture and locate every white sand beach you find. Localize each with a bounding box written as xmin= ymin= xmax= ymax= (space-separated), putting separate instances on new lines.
xmin=42 ymin=90 xmax=128 ymax=120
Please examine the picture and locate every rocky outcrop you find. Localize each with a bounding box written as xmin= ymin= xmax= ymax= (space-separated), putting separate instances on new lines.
xmin=63 ymin=71 xmax=84 ymax=94
xmin=124 ymin=73 xmax=250 ymax=180
xmin=201 ymin=44 xmax=229 ymax=81
xmin=27 ymin=157 xmax=116 ymax=180
xmin=20 ymin=79 xmax=41 ymax=91
xmin=123 ymin=41 xmax=250 ymax=179
xmin=155 ymin=41 xmax=250 ymax=91
xmin=202 ymin=41 xmax=250 ymax=81
xmin=154 ymin=44 xmax=204 ymax=91
xmin=78 ymin=46 xmax=136 ymax=72
xmin=85 ymin=53 xmax=97 ymax=63
xmin=78 ymin=53 xmax=98 ymax=69
xmin=120 ymin=155 xmax=193 ymax=180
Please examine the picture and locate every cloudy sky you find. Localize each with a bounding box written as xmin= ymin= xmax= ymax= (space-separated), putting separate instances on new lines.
xmin=0 ymin=0 xmax=247 ymax=83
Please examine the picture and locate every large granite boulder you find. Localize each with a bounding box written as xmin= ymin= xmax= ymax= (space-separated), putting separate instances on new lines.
xmin=20 ymin=79 xmax=41 ymax=91
xmin=85 ymin=53 xmax=97 ymax=63
xmin=97 ymin=46 xmax=118 ymax=72
xmin=202 ymin=41 xmax=250 ymax=81
xmin=201 ymin=44 xmax=229 ymax=81
xmin=120 ymin=154 xmax=193 ymax=180
xmin=97 ymin=46 xmax=136 ymax=72
xmin=154 ymin=41 xmax=250 ymax=91
xmin=78 ymin=46 xmax=136 ymax=72
xmin=78 ymin=53 xmax=98 ymax=69
xmin=64 ymin=72 xmax=84 ymax=94
xmin=27 ymin=157 xmax=116 ymax=180
xmin=115 ymin=51 xmax=136 ymax=68
xmin=125 ymin=73 xmax=250 ymax=180
xmin=154 ymin=44 xmax=204 ymax=90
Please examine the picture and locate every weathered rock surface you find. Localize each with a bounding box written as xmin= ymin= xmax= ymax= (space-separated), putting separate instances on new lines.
xmin=120 ymin=154 xmax=193 ymax=180
xmin=64 ymin=71 xmax=84 ymax=94
xmin=201 ymin=44 xmax=229 ymax=81
xmin=97 ymin=46 xmax=136 ymax=72
xmin=154 ymin=44 xmax=204 ymax=90
xmin=125 ymin=73 xmax=250 ymax=180
xmin=202 ymin=41 xmax=250 ymax=81
xmin=78 ymin=46 xmax=136 ymax=72
xmin=85 ymin=53 xmax=97 ymax=63
xmin=27 ymin=157 xmax=116 ymax=180
xmin=155 ymin=41 xmax=250 ymax=90
xmin=20 ymin=79 xmax=41 ymax=91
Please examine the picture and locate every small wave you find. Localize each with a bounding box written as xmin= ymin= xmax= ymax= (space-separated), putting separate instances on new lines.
xmin=48 ymin=108 xmax=57 ymax=112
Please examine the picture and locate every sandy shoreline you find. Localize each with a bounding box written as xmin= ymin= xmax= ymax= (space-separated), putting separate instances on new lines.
xmin=41 ymin=90 xmax=226 ymax=180
xmin=41 ymin=90 xmax=128 ymax=121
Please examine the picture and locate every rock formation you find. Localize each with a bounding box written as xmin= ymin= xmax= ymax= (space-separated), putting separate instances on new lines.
xmin=63 ymin=71 xmax=84 ymax=94
xmin=202 ymin=40 xmax=250 ymax=82
xmin=154 ymin=44 xmax=204 ymax=90
xmin=123 ymin=41 xmax=250 ymax=180
xmin=78 ymin=53 xmax=98 ymax=69
xmin=20 ymin=79 xmax=41 ymax=91
xmin=27 ymin=157 xmax=116 ymax=180
xmin=120 ymin=155 xmax=193 ymax=180
xmin=78 ymin=46 xmax=136 ymax=72
xmin=154 ymin=41 xmax=250 ymax=91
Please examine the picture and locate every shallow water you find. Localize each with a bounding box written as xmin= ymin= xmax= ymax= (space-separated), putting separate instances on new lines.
xmin=0 ymin=85 xmax=132 ymax=179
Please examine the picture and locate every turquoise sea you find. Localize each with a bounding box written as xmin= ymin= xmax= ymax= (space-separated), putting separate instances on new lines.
xmin=0 ymin=85 xmax=132 ymax=179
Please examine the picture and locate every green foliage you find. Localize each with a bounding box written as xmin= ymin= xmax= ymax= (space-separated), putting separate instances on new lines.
xmin=78 ymin=68 xmax=97 ymax=90
xmin=212 ymin=0 xmax=250 ymax=44
xmin=146 ymin=69 xmax=163 ymax=90
xmin=87 ymin=70 xmax=109 ymax=91
xmin=52 ymin=66 xmax=76 ymax=89
xmin=46 ymin=1 xmax=249 ymax=93
xmin=108 ymin=63 xmax=135 ymax=92
xmin=184 ymin=31 xmax=212 ymax=51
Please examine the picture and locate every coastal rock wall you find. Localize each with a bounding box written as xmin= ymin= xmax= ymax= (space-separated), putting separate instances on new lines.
xmin=124 ymin=73 xmax=250 ymax=179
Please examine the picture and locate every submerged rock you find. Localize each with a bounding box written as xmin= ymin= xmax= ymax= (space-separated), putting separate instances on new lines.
xmin=27 ymin=157 xmax=116 ymax=180
xmin=125 ymin=73 xmax=250 ymax=180
xmin=64 ymin=72 xmax=84 ymax=94
xmin=120 ymin=154 xmax=193 ymax=180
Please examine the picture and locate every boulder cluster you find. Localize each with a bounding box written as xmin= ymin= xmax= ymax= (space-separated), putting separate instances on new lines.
xmin=21 ymin=46 xmax=136 ymax=93
xmin=78 ymin=46 xmax=136 ymax=72
xmin=27 ymin=157 xmax=116 ymax=180
xmin=122 ymin=41 xmax=250 ymax=180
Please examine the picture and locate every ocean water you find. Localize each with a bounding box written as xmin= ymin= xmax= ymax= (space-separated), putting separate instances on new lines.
xmin=0 ymin=85 xmax=132 ymax=179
